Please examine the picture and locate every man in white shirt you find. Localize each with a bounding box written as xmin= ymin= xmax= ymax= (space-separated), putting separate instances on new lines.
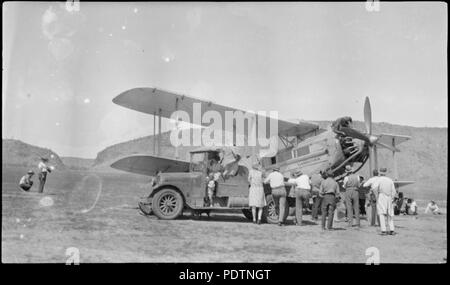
xmin=287 ymin=170 xmax=311 ymax=226
xmin=363 ymin=169 xmax=381 ymax=226
xmin=264 ymin=167 xmax=287 ymax=226
xmin=38 ymin=157 xmax=52 ymax=193
xmin=374 ymin=168 xmax=397 ymax=235
xmin=342 ymin=165 xmax=361 ymax=228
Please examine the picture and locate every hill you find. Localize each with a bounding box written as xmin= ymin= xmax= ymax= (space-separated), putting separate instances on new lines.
xmin=93 ymin=121 xmax=447 ymax=200
xmin=2 ymin=139 xmax=66 ymax=170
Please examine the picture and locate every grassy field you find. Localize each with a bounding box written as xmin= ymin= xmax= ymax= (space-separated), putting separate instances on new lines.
xmin=2 ymin=166 xmax=447 ymax=263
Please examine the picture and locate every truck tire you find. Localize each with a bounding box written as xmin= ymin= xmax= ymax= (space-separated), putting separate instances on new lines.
xmin=264 ymin=194 xmax=289 ymax=224
xmin=151 ymin=188 xmax=184 ymax=220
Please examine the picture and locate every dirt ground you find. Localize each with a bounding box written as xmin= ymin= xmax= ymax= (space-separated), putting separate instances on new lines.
xmin=2 ymin=166 xmax=447 ymax=263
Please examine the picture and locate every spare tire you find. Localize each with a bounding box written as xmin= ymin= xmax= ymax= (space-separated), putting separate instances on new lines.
xmin=264 ymin=194 xmax=289 ymax=224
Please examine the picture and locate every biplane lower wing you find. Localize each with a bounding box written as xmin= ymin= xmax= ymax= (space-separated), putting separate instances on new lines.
xmin=112 ymin=87 xmax=319 ymax=137
xmin=394 ymin=181 xmax=415 ymax=188
xmin=111 ymin=155 xmax=190 ymax=176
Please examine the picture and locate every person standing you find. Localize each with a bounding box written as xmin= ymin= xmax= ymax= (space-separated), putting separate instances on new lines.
xmin=264 ymin=167 xmax=287 ymax=226
xmin=363 ymin=169 xmax=381 ymax=226
xmin=310 ymin=172 xmax=324 ymax=221
xmin=288 ymin=170 xmax=311 ymax=226
xmin=319 ymin=170 xmax=340 ymax=230
xmin=19 ymin=170 xmax=35 ymax=191
xmin=248 ymin=163 xmax=267 ymax=224
xmin=343 ymin=165 xmax=361 ymax=228
xmin=357 ymin=176 xmax=367 ymax=217
xmin=375 ymin=168 xmax=397 ymax=235
xmin=38 ymin=157 xmax=52 ymax=193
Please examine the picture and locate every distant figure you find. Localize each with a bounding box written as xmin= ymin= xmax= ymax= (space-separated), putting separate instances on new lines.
xmin=343 ymin=165 xmax=361 ymax=228
xmin=310 ymin=172 xmax=324 ymax=221
xmin=319 ymin=170 xmax=340 ymax=230
xmin=38 ymin=157 xmax=52 ymax=193
xmin=288 ymin=170 xmax=311 ymax=226
xmin=19 ymin=170 xmax=35 ymax=191
xmin=264 ymin=167 xmax=287 ymax=226
xmin=375 ymin=168 xmax=397 ymax=235
xmin=248 ymin=163 xmax=266 ymax=224
xmin=406 ymin=199 xmax=418 ymax=215
xmin=393 ymin=192 xmax=405 ymax=215
xmin=363 ymin=169 xmax=381 ymax=226
xmin=425 ymin=201 xmax=441 ymax=215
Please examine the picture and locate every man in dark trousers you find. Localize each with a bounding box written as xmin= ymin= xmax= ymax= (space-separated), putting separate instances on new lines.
xmin=343 ymin=165 xmax=361 ymax=228
xmin=38 ymin=157 xmax=52 ymax=193
xmin=319 ymin=170 xmax=340 ymax=230
xmin=363 ymin=169 xmax=381 ymax=226
xmin=357 ymin=176 xmax=367 ymax=217
xmin=310 ymin=172 xmax=324 ymax=221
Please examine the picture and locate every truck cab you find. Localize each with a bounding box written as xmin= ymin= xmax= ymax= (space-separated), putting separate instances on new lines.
xmin=140 ymin=147 xmax=279 ymax=223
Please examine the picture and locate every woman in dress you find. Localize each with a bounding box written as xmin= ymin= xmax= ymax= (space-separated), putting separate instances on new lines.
xmin=248 ymin=162 xmax=267 ymax=224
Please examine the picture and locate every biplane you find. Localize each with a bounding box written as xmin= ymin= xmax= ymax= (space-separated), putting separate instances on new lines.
xmin=111 ymin=87 xmax=413 ymax=223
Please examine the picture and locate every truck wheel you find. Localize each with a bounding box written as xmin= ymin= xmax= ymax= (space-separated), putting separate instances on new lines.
xmin=151 ymin=188 xmax=184 ymax=220
xmin=242 ymin=209 xmax=253 ymax=221
xmin=264 ymin=194 xmax=289 ymax=224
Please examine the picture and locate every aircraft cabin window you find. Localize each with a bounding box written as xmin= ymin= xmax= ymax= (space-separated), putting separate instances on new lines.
xmin=296 ymin=146 xmax=310 ymax=157
xmin=270 ymin=157 xmax=276 ymax=165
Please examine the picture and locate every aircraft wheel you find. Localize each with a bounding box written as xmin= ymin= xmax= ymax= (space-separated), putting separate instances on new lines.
xmin=242 ymin=209 xmax=253 ymax=221
xmin=264 ymin=194 xmax=289 ymax=224
xmin=151 ymin=188 xmax=184 ymax=220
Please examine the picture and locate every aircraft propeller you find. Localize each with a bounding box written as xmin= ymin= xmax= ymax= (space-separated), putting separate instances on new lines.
xmin=362 ymin=96 xmax=399 ymax=175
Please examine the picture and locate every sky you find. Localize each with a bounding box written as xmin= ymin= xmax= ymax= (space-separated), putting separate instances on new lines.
xmin=2 ymin=2 xmax=447 ymax=158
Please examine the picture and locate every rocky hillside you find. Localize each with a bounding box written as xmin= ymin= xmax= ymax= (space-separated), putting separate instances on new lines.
xmin=93 ymin=121 xmax=447 ymax=200
xmin=2 ymin=139 xmax=66 ymax=170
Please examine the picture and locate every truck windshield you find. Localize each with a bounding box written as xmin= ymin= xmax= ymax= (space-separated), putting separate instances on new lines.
xmin=190 ymin=152 xmax=206 ymax=172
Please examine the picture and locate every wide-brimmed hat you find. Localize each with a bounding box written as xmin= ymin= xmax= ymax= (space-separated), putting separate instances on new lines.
xmin=379 ymin=167 xmax=387 ymax=174
xmin=40 ymin=157 xmax=49 ymax=162
xmin=294 ymin=170 xmax=303 ymax=177
xmin=326 ymin=170 xmax=334 ymax=177
xmin=27 ymin=170 xmax=35 ymax=175
xmin=273 ymin=167 xmax=280 ymax=171
xmin=345 ymin=165 xmax=353 ymax=173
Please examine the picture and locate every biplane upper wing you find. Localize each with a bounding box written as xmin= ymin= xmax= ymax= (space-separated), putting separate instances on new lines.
xmin=110 ymin=155 xmax=190 ymax=176
xmin=113 ymin=87 xmax=319 ymax=137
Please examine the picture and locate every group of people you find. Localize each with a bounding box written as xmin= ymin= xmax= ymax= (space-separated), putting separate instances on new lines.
xmin=18 ymin=157 xmax=53 ymax=193
xmin=247 ymin=162 xmax=405 ymax=236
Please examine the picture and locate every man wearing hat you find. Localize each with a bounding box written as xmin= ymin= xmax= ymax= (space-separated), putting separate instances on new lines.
xmin=375 ymin=168 xmax=397 ymax=235
xmin=19 ymin=170 xmax=35 ymax=191
xmin=264 ymin=167 xmax=287 ymax=226
xmin=287 ymin=169 xmax=311 ymax=226
xmin=38 ymin=157 xmax=52 ymax=193
xmin=343 ymin=165 xmax=361 ymax=228
xmin=319 ymin=170 xmax=340 ymax=230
